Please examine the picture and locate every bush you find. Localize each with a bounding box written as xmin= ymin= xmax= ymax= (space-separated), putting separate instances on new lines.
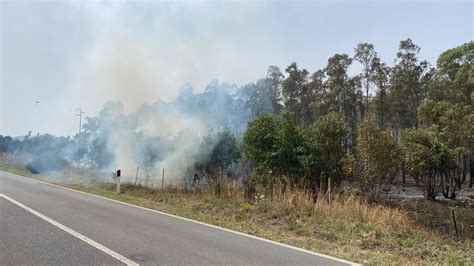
xmin=243 ymin=113 xmax=310 ymax=188
xmin=401 ymin=128 xmax=453 ymax=199
xmin=194 ymin=129 xmax=241 ymax=187
xmin=305 ymin=112 xmax=349 ymax=190
xmin=356 ymin=120 xmax=400 ymax=199
xmin=26 ymin=153 xmax=70 ymax=174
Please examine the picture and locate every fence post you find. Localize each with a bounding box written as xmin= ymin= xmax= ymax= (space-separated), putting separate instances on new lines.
xmin=452 ymin=209 xmax=459 ymax=239
xmin=162 ymin=168 xmax=165 ymax=190
xmin=328 ymin=177 xmax=331 ymax=206
xmin=135 ymin=166 xmax=139 ymax=185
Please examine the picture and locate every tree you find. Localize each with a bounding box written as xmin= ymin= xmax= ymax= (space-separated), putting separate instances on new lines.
xmin=437 ymin=41 xmax=474 ymax=83
xmin=243 ymin=115 xmax=281 ymax=186
xmin=193 ymin=129 xmax=241 ymax=196
xmin=240 ymin=66 xmax=284 ymax=119
xmin=243 ymin=113 xmax=311 ymax=188
xmin=402 ymin=128 xmax=453 ymax=199
xmin=354 ymin=43 xmax=379 ymax=117
xmin=356 ymin=120 xmax=400 ymax=199
xmin=282 ymin=62 xmax=311 ymax=125
xmin=274 ymin=113 xmax=308 ymax=184
xmin=387 ymin=39 xmax=430 ymax=133
xmin=306 ymin=69 xmax=327 ymax=120
xmin=371 ymin=57 xmax=391 ymax=129
xmin=323 ymin=54 xmax=362 ymax=151
xmin=420 ymin=41 xmax=473 ymax=188
xmin=306 ymin=112 xmax=349 ymax=190
xmin=0 ymin=135 xmax=15 ymax=153
xmin=266 ymin=65 xmax=285 ymax=115
xmin=195 ymin=129 xmax=241 ymax=179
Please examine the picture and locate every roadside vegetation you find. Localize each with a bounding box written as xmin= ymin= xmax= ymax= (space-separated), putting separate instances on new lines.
xmin=1 ymin=157 xmax=473 ymax=265
xmin=0 ymin=40 xmax=473 ymax=264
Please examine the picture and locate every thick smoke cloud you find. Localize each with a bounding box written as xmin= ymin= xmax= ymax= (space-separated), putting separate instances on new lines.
xmin=72 ymin=81 xmax=249 ymax=186
xmin=0 ymin=2 xmax=282 ymax=185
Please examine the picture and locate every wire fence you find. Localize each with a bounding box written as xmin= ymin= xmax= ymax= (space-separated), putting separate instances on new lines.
xmin=114 ymin=168 xmax=197 ymax=190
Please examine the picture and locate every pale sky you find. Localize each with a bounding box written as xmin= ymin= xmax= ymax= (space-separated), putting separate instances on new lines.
xmin=1 ymin=0 xmax=472 ymax=137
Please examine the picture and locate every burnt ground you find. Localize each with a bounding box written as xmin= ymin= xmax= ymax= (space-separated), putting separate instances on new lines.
xmin=375 ymin=177 xmax=474 ymax=240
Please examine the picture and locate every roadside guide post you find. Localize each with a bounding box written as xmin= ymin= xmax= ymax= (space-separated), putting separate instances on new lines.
xmin=116 ymin=169 xmax=121 ymax=194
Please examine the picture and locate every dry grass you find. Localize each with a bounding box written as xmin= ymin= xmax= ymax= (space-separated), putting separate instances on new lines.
xmin=271 ymin=186 xmax=408 ymax=233
xmin=0 ymin=160 xmax=472 ymax=265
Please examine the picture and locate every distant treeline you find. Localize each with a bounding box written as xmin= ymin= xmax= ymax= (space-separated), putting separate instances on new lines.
xmin=0 ymin=39 xmax=472 ymax=199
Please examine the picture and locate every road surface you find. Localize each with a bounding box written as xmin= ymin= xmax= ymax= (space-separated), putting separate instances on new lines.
xmin=0 ymin=171 xmax=356 ymax=265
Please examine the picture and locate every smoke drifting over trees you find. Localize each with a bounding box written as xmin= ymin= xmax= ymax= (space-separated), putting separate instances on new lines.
xmin=1 ymin=39 xmax=472 ymax=199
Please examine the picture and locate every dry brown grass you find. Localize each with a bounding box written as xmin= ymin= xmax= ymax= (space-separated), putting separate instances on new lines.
xmin=267 ymin=182 xmax=408 ymax=231
xmin=0 ymin=161 xmax=472 ymax=265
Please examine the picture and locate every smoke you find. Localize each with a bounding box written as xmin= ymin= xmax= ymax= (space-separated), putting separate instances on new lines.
xmin=65 ymin=19 xmax=256 ymax=185
xmin=2 ymin=2 xmax=274 ymax=185
xmin=98 ymin=100 xmax=210 ymax=185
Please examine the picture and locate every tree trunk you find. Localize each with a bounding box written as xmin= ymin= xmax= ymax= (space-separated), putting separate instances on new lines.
xmin=365 ymin=82 xmax=369 ymax=118
xmin=456 ymin=156 xmax=461 ymax=187
xmin=402 ymin=162 xmax=406 ymax=188
xmin=470 ymin=149 xmax=473 ymax=188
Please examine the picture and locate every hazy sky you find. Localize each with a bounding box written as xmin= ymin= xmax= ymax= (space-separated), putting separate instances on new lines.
xmin=1 ymin=0 xmax=472 ymax=137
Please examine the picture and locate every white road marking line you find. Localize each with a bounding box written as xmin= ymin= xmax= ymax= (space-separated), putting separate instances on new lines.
xmin=0 ymin=171 xmax=359 ymax=265
xmin=0 ymin=193 xmax=138 ymax=266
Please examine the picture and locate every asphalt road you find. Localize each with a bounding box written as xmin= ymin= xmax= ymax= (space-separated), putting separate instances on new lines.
xmin=0 ymin=171 xmax=356 ymax=265
xmin=0 ymin=197 xmax=123 ymax=265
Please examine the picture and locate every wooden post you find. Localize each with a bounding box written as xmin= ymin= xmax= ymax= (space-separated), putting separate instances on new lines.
xmin=135 ymin=166 xmax=139 ymax=185
xmin=452 ymin=209 xmax=459 ymax=239
xmin=328 ymin=177 xmax=331 ymax=206
xmin=162 ymin=168 xmax=165 ymax=190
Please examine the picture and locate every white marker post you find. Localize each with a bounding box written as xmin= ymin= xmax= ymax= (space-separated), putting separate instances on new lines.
xmin=116 ymin=169 xmax=121 ymax=194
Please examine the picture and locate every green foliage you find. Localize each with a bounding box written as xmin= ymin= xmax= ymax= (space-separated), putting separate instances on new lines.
xmin=323 ymin=54 xmax=362 ymax=152
xmin=401 ymin=129 xmax=453 ymax=199
xmin=306 ymin=112 xmax=348 ymax=187
xmin=243 ymin=115 xmax=281 ymax=185
xmin=420 ymin=41 xmax=473 ymax=191
xmin=282 ymin=62 xmax=312 ymax=125
xmin=274 ymin=113 xmax=309 ymax=183
xmin=240 ymin=66 xmax=284 ymax=118
xmin=0 ymin=135 xmax=19 ymax=153
xmin=437 ymin=41 xmax=473 ymax=82
xmin=354 ymin=42 xmax=379 ymax=114
xmin=243 ymin=112 xmax=350 ymax=194
xmin=243 ymin=113 xmax=310 ymax=186
xmin=356 ymin=120 xmax=400 ymax=198
xmin=388 ymin=38 xmax=430 ymax=131
xmin=3 ymin=39 xmax=473 ymax=200
xmin=195 ymin=129 xmax=241 ymax=178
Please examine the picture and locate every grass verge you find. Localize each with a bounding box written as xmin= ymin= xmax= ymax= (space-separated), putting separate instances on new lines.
xmin=0 ymin=160 xmax=472 ymax=265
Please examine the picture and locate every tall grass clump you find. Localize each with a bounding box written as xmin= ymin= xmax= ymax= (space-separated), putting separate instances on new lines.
xmin=266 ymin=181 xmax=409 ymax=234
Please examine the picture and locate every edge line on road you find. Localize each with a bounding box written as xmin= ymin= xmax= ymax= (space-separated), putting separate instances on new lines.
xmin=0 ymin=192 xmax=138 ymax=266
xmin=0 ymin=171 xmax=358 ymax=265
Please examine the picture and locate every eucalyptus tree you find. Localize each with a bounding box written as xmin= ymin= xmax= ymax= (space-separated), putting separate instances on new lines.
xmin=371 ymin=58 xmax=391 ymax=129
xmin=421 ymin=41 xmax=474 ymax=188
xmin=240 ymin=66 xmax=284 ymax=119
xmin=282 ymin=62 xmax=311 ymax=125
xmin=402 ymin=128 xmax=453 ymax=199
xmin=356 ymin=120 xmax=400 ymax=199
xmin=323 ymin=54 xmax=362 ymax=152
xmin=388 ymin=39 xmax=430 ymax=134
xmin=354 ymin=42 xmax=379 ymax=117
